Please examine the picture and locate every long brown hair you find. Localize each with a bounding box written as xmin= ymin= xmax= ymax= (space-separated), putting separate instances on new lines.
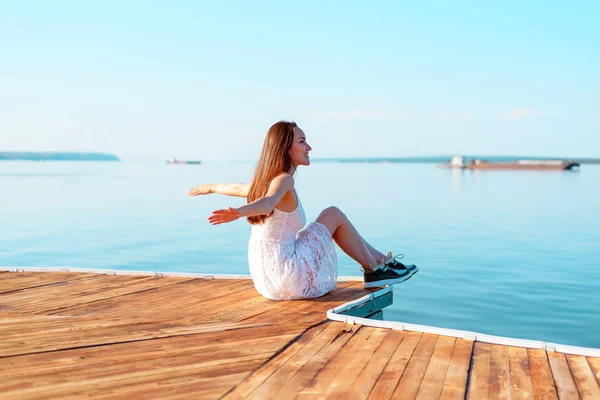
xmin=247 ymin=121 xmax=297 ymax=225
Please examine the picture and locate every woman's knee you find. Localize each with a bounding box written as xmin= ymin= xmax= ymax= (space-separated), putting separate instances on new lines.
xmin=316 ymin=207 xmax=344 ymax=237
xmin=320 ymin=206 xmax=347 ymax=222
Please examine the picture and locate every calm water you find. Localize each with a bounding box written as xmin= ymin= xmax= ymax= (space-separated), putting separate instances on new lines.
xmin=1 ymin=161 xmax=599 ymax=348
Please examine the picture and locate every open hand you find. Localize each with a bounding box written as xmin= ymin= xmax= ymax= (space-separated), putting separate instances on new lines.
xmin=208 ymin=207 xmax=241 ymax=225
xmin=188 ymin=184 xmax=213 ymax=196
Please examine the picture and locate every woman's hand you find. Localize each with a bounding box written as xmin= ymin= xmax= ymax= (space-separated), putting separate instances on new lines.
xmin=208 ymin=207 xmax=241 ymax=225
xmin=188 ymin=184 xmax=213 ymax=196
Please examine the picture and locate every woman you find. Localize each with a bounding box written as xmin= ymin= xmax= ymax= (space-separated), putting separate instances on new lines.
xmin=188 ymin=121 xmax=418 ymax=300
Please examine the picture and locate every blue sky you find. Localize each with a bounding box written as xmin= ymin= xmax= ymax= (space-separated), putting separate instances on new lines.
xmin=1 ymin=1 xmax=598 ymax=160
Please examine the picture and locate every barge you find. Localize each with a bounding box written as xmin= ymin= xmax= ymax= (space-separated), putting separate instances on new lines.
xmin=443 ymin=156 xmax=580 ymax=171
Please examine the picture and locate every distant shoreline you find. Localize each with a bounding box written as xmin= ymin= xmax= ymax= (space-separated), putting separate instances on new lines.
xmin=2 ymin=153 xmax=598 ymax=164
xmin=0 ymin=152 xmax=120 ymax=162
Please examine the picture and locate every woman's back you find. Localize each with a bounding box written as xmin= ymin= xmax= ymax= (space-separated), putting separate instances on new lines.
xmin=250 ymin=191 xmax=306 ymax=244
xmin=248 ymin=191 xmax=338 ymax=300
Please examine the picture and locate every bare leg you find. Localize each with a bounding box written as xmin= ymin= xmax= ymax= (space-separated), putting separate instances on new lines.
xmin=316 ymin=206 xmax=383 ymax=272
xmin=363 ymin=238 xmax=388 ymax=264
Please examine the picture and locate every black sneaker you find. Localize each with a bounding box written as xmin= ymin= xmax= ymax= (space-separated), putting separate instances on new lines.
xmin=384 ymin=252 xmax=418 ymax=274
xmin=363 ymin=264 xmax=413 ymax=288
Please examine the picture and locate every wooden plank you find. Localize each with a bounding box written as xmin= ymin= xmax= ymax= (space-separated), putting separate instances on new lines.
xmin=2 ymin=276 xmax=194 ymax=314
xmin=0 ymin=324 xmax=302 ymax=380
xmin=547 ymin=352 xmax=579 ymax=399
xmin=391 ymin=333 xmax=439 ymax=399
xmin=205 ymin=280 xmax=358 ymax=326
xmin=528 ymin=349 xmax=559 ymax=400
xmin=199 ymin=284 xmax=281 ymax=323
xmin=2 ymin=275 xmax=161 ymax=301
xmin=345 ymin=330 xmax=406 ymax=398
xmin=291 ymin=286 xmax=371 ymax=325
xmin=566 ymin=354 xmax=600 ymax=399
xmin=3 ymin=276 xmax=194 ymax=313
xmin=508 ymin=346 xmax=534 ymax=399
xmin=214 ymin=292 xmax=315 ymax=325
xmin=368 ymin=331 xmax=422 ymax=399
xmin=242 ymin=322 xmax=360 ymax=399
xmin=3 ymin=350 xmax=288 ymax=392
xmin=274 ymin=325 xmax=371 ymax=399
xmin=0 ymin=272 xmax=90 ymax=281
xmin=0 ymin=326 xmax=305 ymax=398
xmin=489 ymin=345 xmax=511 ymax=400
xmin=0 ymin=318 xmax=276 ymax=357
xmin=416 ymin=335 xmax=456 ymax=399
xmin=141 ymin=278 xmax=253 ymax=320
xmin=194 ymin=285 xmax=265 ymax=312
xmin=2 ymin=322 xmax=300 ymax=366
xmin=248 ymin=282 xmax=363 ymax=324
xmin=440 ymin=339 xmax=474 ymax=400
xmin=140 ymin=371 xmax=252 ymax=400
xmin=297 ymin=326 xmax=388 ymax=398
xmin=223 ymin=323 xmax=329 ymax=399
xmin=8 ymin=363 xmax=257 ymax=400
xmin=252 ymin=282 xmax=365 ymax=324
xmin=467 ymin=342 xmax=491 ymax=400
xmin=0 ymin=273 xmax=100 ymax=294
xmin=278 ymin=282 xmax=364 ymax=320
xmin=588 ymin=357 xmax=600 ymax=386
xmin=51 ymin=278 xmax=244 ymax=319
xmin=3 ymin=355 xmax=270 ymax=400
xmin=0 ymin=314 xmax=79 ymax=333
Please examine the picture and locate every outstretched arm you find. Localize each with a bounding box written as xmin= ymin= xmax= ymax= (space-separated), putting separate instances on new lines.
xmin=188 ymin=182 xmax=250 ymax=197
xmin=208 ymin=174 xmax=293 ymax=225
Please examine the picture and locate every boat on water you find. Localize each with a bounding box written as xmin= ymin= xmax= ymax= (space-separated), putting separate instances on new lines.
xmin=167 ymin=158 xmax=201 ymax=165
xmin=442 ymin=156 xmax=579 ymax=171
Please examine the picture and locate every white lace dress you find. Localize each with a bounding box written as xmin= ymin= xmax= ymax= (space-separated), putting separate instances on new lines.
xmin=248 ymin=194 xmax=338 ymax=300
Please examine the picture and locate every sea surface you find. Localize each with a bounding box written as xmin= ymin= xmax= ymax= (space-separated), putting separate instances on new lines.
xmin=1 ymin=161 xmax=599 ymax=348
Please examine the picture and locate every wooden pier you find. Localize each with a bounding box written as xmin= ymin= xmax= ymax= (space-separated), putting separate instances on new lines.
xmin=1 ymin=270 xmax=599 ymax=399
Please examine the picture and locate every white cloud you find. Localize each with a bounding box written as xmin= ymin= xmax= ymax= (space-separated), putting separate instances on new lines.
xmin=314 ymin=110 xmax=407 ymax=122
xmin=499 ymin=108 xmax=545 ymax=120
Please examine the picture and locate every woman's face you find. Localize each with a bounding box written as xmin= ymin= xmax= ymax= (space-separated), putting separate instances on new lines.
xmin=288 ymin=127 xmax=312 ymax=167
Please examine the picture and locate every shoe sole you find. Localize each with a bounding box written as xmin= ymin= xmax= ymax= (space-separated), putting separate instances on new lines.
xmin=363 ymin=268 xmax=418 ymax=288
xmin=402 ymin=268 xmax=418 ymax=283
